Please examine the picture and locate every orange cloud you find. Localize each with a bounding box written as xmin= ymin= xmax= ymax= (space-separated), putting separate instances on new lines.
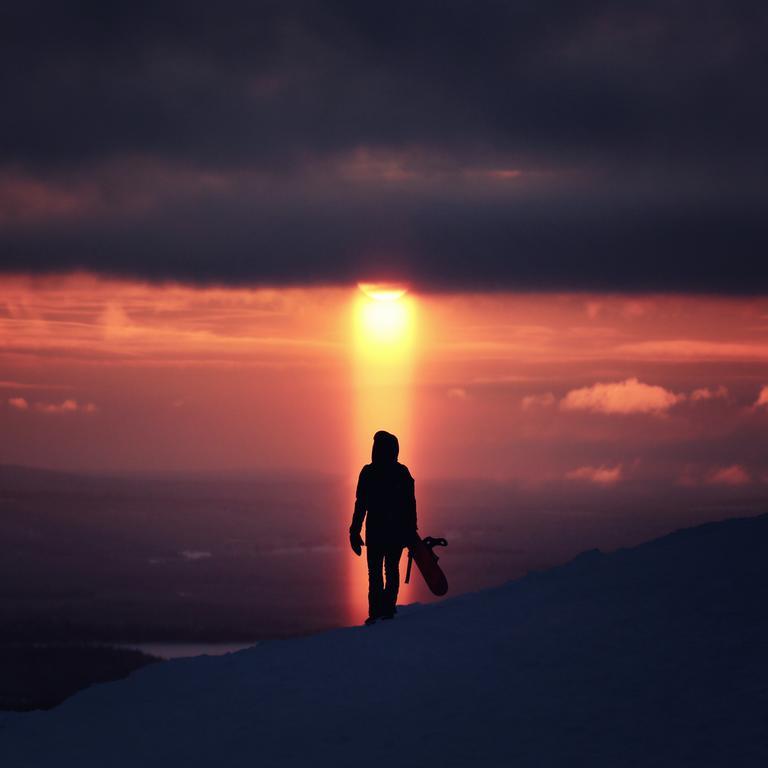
xmin=483 ymin=169 xmax=523 ymax=180
xmin=521 ymin=392 xmax=555 ymax=410
xmin=566 ymin=465 xmax=622 ymax=485
xmin=690 ymin=385 xmax=728 ymax=402
xmin=0 ymin=274 xmax=343 ymax=368
xmin=755 ymin=385 xmax=768 ymax=409
xmin=616 ymin=340 xmax=768 ymax=362
xmin=35 ymin=399 xmax=98 ymax=414
xmin=585 ymin=301 xmax=602 ymax=319
xmin=0 ymin=380 xmax=73 ymax=390
xmin=560 ymin=377 xmax=684 ymax=415
xmin=707 ymin=465 xmax=750 ymax=486
xmin=622 ymin=300 xmax=652 ymax=319
xmin=8 ymin=397 xmax=29 ymax=410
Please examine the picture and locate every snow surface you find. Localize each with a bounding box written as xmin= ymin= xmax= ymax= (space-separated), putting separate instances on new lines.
xmin=2 ymin=513 xmax=768 ymax=767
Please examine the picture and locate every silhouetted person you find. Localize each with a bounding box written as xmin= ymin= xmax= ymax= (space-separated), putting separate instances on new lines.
xmin=350 ymin=430 xmax=417 ymax=624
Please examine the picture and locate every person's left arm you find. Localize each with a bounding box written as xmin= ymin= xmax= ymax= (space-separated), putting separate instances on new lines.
xmin=349 ymin=467 xmax=368 ymax=556
xmin=403 ymin=467 xmax=417 ymax=537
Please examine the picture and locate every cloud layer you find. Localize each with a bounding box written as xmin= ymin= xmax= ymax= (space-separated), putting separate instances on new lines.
xmin=7 ymin=397 xmax=98 ymax=414
xmin=707 ymin=465 xmax=751 ymax=486
xmin=566 ymin=465 xmax=622 ymax=485
xmin=1 ymin=2 xmax=767 ymax=290
xmin=560 ymin=378 xmax=684 ymax=415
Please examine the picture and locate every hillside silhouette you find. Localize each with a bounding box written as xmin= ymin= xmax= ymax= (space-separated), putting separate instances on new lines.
xmin=3 ymin=512 xmax=768 ymax=766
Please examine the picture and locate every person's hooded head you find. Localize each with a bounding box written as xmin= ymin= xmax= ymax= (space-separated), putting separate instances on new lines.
xmin=371 ymin=430 xmax=399 ymax=465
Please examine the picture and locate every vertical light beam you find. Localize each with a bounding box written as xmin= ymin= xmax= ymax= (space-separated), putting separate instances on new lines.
xmin=347 ymin=283 xmax=416 ymax=622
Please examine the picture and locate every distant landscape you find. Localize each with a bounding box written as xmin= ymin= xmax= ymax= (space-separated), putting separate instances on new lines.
xmin=0 ymin=646 xmax=158 ymax=711
xmin=3 ymin=464 xmax=767 ymax=710
xmin=5 ymin=511 xmax=768 ymax=766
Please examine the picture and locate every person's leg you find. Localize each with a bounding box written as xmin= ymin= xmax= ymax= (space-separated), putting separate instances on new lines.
xmin=366 ymin=545 xmax=385 ymax=620
xmin=382 ymin=545 xmax=404 ymax=617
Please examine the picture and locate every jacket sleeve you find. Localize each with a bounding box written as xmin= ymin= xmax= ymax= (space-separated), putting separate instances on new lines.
xmin=350 ymin=467 xmax=368 ymax=535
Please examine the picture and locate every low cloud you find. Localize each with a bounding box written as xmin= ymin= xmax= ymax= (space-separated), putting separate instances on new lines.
xmin=269 ymin=544 xmax=341 ymax=557
xmin=35 ymin=399 xmax=98 ymax=414
xmin=585 ymin=301 xmax=602 ymax=320
xmin=521 ymin=392 xmax=555 ymax=410
xmin=755 ymin=386 xmax=768 ymax=409
xmin=622 ymin=301 xmax=652 ymax=319
xmin=0 ymin=380 xmax=73 ymax=390
xmin=8 ymin=397 xmax=29 ymax=410
xmin=566 ymin=465 xmax=622 ymax=485
xmin=180 ymin=550 xmax=212 ymax=561
xmin=615 ymin=340 xmax=768 ymax=362
xmin=707 ymin=465 xmax=750 ymax=486
xmin=690 ymin=385 xmax=728 ymax=402
xmin=446 ymin=387 xmax=468 ymax=400
xmin=560 ymin=378 xmax=684 ymax=415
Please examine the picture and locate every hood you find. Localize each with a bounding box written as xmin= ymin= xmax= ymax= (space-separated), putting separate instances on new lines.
xmin=371 ymin=430 xmax=399 ymax=464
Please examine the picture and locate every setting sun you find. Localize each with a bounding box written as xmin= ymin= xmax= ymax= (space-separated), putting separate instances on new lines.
xmin=357 ymin=282 xmax=408 ymax=302
xmin=359 ymin=297 xmax=410 ymax=343
xmin=355 ymin=281 xmax=414 ymax=349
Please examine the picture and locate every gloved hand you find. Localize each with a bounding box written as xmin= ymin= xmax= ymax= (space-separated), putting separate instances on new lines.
xmin=349 ymin=531 xmax=364 ymax=557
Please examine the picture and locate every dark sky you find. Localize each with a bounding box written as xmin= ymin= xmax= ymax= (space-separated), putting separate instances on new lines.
xmin=1 ymin=1 xmax=767 ymax=291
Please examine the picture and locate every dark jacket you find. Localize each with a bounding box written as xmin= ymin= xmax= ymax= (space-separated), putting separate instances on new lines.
xmin=350 ymin=431 xmax=417 ymax=547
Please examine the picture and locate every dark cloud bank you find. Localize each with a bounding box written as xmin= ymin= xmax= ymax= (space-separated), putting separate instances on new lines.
xmin=1 ymin=1 xmax=767 ymax=291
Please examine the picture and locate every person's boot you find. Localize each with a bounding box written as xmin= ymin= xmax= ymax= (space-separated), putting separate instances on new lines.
xmin=380 ymin=599 xmax=396 ymax=620
xmin=364 ymin=616 xmax=377 ymax=625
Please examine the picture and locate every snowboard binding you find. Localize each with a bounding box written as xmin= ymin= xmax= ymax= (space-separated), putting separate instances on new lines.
xmin=422 ymin=536 xmax=448 ymax=551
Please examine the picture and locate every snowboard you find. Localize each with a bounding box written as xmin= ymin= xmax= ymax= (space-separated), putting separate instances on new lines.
xmin=405 ymin=534 xmax=448 ymax=596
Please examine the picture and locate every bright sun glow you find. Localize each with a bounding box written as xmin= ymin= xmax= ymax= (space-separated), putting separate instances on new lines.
xmin=357 ymin=282 xmax=408 ymax=302
xmin=360 ymin=298 xmax=409 ymax=343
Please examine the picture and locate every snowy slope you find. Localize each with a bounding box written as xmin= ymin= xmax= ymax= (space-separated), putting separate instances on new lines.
xmin=2 ymin=513 xmax=768 ymax=768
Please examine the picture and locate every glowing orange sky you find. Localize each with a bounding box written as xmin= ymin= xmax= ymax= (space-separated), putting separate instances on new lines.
xmin=1 ymin=273 xmax=768 ymax=490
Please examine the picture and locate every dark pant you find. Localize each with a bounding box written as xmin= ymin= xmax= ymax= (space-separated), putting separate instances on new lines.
xmin=366 ymin=543 xmax=404 ymax=618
